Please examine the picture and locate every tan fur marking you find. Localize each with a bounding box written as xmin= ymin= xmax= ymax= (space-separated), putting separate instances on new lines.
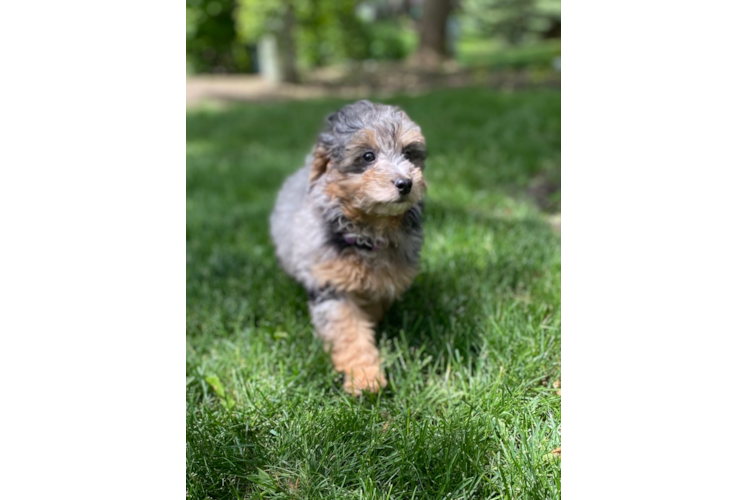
xmin=336 ymin=201 xmax=406 ymax=230
xmin=310 ymin=146 xmax=329 ymax=182
xmin=358 ymin=168 xmax=400 ymax=208
xmin=399 ymin=128 xmax=425 ymax=147
xmin=313 ymin=256 xmax=418 ymax=302
xmin=319 ymin=300 xmax=386 ymax=395
xmin=409 ymin=165 xmax=427 ymax=193
xmin=325 ymin=166 xmax=407 ymax=223
xmin=366 ymin=213 xmax=406 ymax=232
xmin=349 ymin=129 xmax=377 ymax=150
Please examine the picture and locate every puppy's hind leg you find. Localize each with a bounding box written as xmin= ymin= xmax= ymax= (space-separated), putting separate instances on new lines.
xmin=309 ymin=296 xmax=387 ymax=395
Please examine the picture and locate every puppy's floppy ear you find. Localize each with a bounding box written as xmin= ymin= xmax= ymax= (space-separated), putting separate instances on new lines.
xmin=310 ymin=102 xmax=370 ymax=182
xmin=309 ymin=144 xmax=330 ymax=183
xmin=309 ymin=109 xmax=343 ymax=183
xmin=310 ymin=123 xmax=336 ymax=182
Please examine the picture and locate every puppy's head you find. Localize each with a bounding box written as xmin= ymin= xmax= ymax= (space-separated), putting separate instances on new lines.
xmin=311 ymin=100 xmax=427 ymax=218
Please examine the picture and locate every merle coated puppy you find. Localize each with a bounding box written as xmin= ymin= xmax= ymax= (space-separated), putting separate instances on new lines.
xmin=270 ymin=100 xmax=427 ymax=395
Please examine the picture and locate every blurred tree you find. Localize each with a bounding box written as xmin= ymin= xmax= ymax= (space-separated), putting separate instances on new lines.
xmin=414 ymin=0 xmax=454 ymax=65
xmin=461 ymin=0 xmax=560 ymax=45
xmin=237 ymin=0 xmax=368 ymax=82
xmin=236 ymin=0 xmax=298 ymax=82
xmin=360 ymin=18 xmax=418 ymax=61
xmin=295 ymin=0 xmax=367 ymax=67
xmin=186 ymin=0 xmax=250 ymax=73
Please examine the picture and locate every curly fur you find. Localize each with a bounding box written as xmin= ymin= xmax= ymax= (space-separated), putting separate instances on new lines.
xmin=270 ymin=100 xmax=427 ymax=395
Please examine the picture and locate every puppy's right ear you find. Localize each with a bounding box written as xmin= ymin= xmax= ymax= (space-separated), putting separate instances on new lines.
xmin=310 ymin=112 xmax=339 ymax=182
xmin=309 ymin=144 xmax=330 ymax=183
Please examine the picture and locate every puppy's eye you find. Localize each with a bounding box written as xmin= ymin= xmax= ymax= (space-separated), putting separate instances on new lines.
xmin=363 ymin=152 xmax=376 ymax=163
xmin=403 ymin=151 xmax=412 ymax=160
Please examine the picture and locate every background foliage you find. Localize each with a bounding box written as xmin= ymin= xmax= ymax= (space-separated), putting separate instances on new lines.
xmin=187 ymin=0 xmax=561 ymax=74
xmin=461 ymin=0 xmax=561 ymax=46
xmin=187 ymin=0 xmax=250 ymax=73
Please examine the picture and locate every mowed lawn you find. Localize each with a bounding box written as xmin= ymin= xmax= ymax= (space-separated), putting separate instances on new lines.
xmin=187 ymin=88 xmax=561 ymax=500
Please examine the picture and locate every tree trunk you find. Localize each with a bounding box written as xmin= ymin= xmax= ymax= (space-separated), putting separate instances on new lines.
xmin=414 ymin=0 xmax=453 ymax=67
xmin=277 ymin=2 xmax=299 ymax=83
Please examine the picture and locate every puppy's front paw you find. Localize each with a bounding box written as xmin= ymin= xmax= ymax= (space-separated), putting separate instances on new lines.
xmin=343 ymin=365 xmax=387 ymax=396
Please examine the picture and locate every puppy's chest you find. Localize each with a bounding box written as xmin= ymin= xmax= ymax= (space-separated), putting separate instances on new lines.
xmin=312 ymin=243 xmax=418 ymax=301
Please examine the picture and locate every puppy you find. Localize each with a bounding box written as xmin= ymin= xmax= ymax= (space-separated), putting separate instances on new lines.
xmin=270 ymin=100 xmax=427 ymax=395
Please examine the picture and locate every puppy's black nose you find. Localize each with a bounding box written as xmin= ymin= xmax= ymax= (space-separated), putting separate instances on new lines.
xmin=394 ymin=178 xmax=412 ymax=195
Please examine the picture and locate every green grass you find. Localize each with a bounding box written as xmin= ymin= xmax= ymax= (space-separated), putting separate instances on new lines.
xmin=456 ymin=39 xmax=561 ymax=69
xmin=187 ymin=88 xmax=561 ymax=499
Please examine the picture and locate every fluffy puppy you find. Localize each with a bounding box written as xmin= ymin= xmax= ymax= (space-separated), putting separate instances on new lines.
xmin=270 ymin=100 xmax=427 ymax=395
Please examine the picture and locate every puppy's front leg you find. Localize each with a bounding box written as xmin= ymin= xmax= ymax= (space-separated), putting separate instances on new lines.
xmin=309 ymin=296 xmax=386 ymax=395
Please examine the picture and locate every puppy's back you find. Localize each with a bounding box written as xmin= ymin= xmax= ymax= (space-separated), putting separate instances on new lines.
xmin=270 ymin=162 xmax=311 ymax=277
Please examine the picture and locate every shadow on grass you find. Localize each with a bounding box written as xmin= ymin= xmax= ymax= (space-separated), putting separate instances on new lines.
xmin=380 ymin=200 xmax=557 ymax=362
